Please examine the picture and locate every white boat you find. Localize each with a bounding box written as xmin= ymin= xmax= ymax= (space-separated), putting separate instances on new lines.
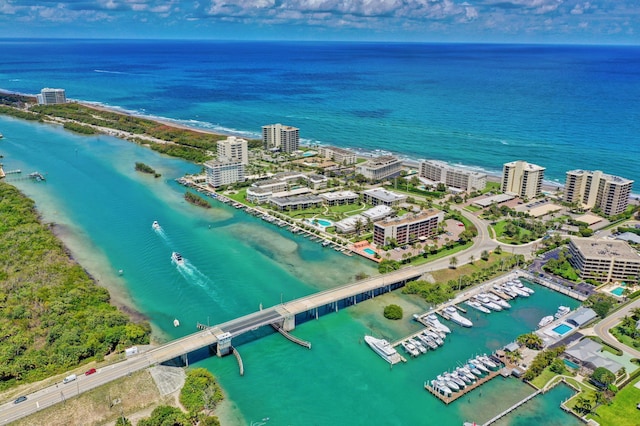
xmin=476 ymin=295 xmax=502 ymax=312
xmin=418 ymin=333 xmax=438 ymax=350
xmin=457 ymin=366 xmax=477 ymax=382
xmin=506 ymin=284 xmax=530 ymax=297
xmin=499 ymin=285 xmax=519 ymax=298
xmin=465 ymin=300 xmax=491 ymax=314
xmin=478 ymin=355 xmax=498 ymax=369
xmin=445 ymin=372 xmax=466 ymax=389
xmin=365 ymin=335 xmax=400 ymax=364
xmin=426 ymin=314 xmax=451 ymax=334
xmin=513 ymin=279 xmax=535 ymax=294
xmin=408 ymin=338 xmax=427 ymax=354
xmin=431 ymin=380 xmax=452 ymax=396
xmin=486 ymin=293 xmax=511 ymax=309
xmin=538 ymin=315 xmax=554 ymax=328
xmin=444 ymin=306 xmax=473 ymax=328
xmin=455 ymin=369 xmax=472 ymax=384
xmin=171 ymin=251 xmax=185 ymax=265
xmin=466 ymin=364 xmax=483 ymax=376
xmin=401 ymin=341 xmax=420 ymax=357
xmin=555 ymin=306 xmax=571 ymax=319
xmin=438 ymin=375 xmax=460 ymax=391
xmin=469 ymin=359 xmax=489 ymax=373
xmin=173 ymin=318 xmax=180 ymax=327
xmin=425 ymin=330 xmax=444 ymax=346
xmin=152 ymin=220 xmax=160 ymax=230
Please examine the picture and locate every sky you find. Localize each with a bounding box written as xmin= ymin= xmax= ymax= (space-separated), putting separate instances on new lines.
xmin=0 ymin=0 xmax=638 ymax=44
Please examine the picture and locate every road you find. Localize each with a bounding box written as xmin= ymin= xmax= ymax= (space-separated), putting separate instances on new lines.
xmin=593 ymin=298 xmax=640 ymax=358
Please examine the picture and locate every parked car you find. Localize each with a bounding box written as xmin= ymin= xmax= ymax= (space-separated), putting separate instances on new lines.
xmin=85 ymin=368 xmax=97 ymax=376
xmin=14 ymin=396 xmax=27 ymax=404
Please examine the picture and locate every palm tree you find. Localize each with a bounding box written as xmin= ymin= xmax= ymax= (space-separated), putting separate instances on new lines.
xmin=469 ymin=254 xmax=475 ymax=265
xmin=449 ymin=256 xmax=458 ymax=269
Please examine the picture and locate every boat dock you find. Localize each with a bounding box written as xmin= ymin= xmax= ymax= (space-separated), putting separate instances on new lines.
xmin=424 ymin=367 xmax=503 ymax=404
xmin=513 ymin=269 xmax=587 ymax=301
xmin=482 ymin=388 xmax=542 ymax=425
xmin=271 ymin=323 xmax=312 ymax=349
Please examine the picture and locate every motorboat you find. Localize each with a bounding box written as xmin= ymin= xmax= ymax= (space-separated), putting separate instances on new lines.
xmin=408 ymin=338 xmax=427 ymax=354
xmin=152 ymin=220 xmax=160 ymax=230
xmin=438 ymin=375 xmax=460 ymax=392
xmin=426 ymin=314 xmax=452 ymax=334
xmin=486 ymin=293 xmax=511 ymax=309
xmin=173 ymin=318 xmax=180 ymax=327
xmin=431 ymin=380 xmax=452 ymax=396
xmin=401 ymin=341 xmax=420 ymax=357
xmin=469 ymin=358 xmax=489 ymax=373
xmin=418 ymin=334 xmax=438 ymax=350
xmin=478 ymin=355 xmax=498 ymax=369
xmin=466 ymin=364 xmax=483 ymax=376
xmin=465 ymin=300 xmax=491 ymax=314
xmin=457 ymin=366 xmax=476 ymax=382
xmin=171 ymin=251 xmax=185 ymax=265
xmin=425 ymin=330 xmax=444 ymax=346
xmin=512 ymin=279 xmax=535 ymax=294
xmin=499 ymin=285 xmax=519 ymax=298
xmin=454 ymin=369 xmax=472 ymax=384
xmin=364 ymin=335 xmax=401 ymax=364
xmin=538 ymin=315 xmax=554 ymax=328
xmin=555 ymin=306 xmax=571 ymax=319
xmin=445 ymin=372 xmax=466 ymax=389
xmin=506 ymin=284 xmax=529 ymax=297
xmin=476 ymin=295 xmax=502 ymax=312
xmin=444 ymin=306 xmax=473 ymax=328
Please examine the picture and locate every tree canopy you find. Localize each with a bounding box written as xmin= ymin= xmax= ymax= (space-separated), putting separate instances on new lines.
xmin=383 ymin=304 xmax=403 ymax=320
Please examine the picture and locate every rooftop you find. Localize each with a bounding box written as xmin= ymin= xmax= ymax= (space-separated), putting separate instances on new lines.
xmin=320 ymin=190 xmax=358 ymax=201
xmin=567 ymin=169 xmax=633 ymax=185
xmin=570 ymin=238 xmax=640 ymax=261
xmin=504 ymin=160 xmax=545 ymax=171
xmin=375 ymin=209 xmax=442 ymax=228
xmin=363 ymin=188 xmax=407 ymax=203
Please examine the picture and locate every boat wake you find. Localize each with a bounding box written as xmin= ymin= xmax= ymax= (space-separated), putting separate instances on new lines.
xmin=176 ymin=259 xmax=216 ymax=292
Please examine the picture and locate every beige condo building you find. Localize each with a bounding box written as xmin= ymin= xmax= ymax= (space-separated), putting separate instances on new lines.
xmin=217 ymin=136 xmax=248 ymax=165
xmin=419 ymin=160 xmax=487 ymax=192
xmin=568 ymin=237 xmax=640 ymax=283
xmin=373 ymin=209 xmax=444 ymax=246
xmin=262 ymin=123 xmax=300 ymax=153
xmin=501 ymin=160 xmax=545 ymax=198
xmin=355 ymin=155 xmax=402 ymax=181
xmin=564 ymin=170 xmax=633 ymax=217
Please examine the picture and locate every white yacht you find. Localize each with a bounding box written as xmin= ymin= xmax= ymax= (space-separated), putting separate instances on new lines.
xmin=425 ymin=330 xmax=444 ymax=346
xmin=401 ymin=341 xmax=420 ymax=357
xmin=538 ymin=315 xmax=554 ymax=328
xmin=476 ymin=295 xmax=502 ymax=311
xmin=465 ymin=300 xmax=491 ymax=314
xmin=506 ymin=284 xmax=530 ymax=297
xmin=499 ymin=285 xmax=519 ymax=298
xmin=438 ymin=374 xmax=460 ymax=391
xmin=469 ymin=358 xmax=489 ymax=373
xmin=152 ymin=220 xmax=160 ymax=230
xmin=555 ymin=306 xmax=571 ymax=319
xmin=513 ymin=279 xmax=535 ymax=294
xmin=431 ymin=379 xmax=452 ymax=396
xmin=408 ymin=338 xmax=427 ymax=354
xmin=478 ymin=355 xmax=498 ymax=369
xmin=425 ymin=314 xmax=452 ymax=334
xmin=171 ymin=251 xmax=185 ymax=265
xmin=457 ymin=366 xmax=476 ymax=382
xmin=486 ymin=293 xmax=511 ymax=309
xmin=364 ymin=335 xmax=401 ymax=364
xmin=418 ymin=333 xmax=438 ymax=350
xmin=444 ymin=306 xmax=473 ymax=328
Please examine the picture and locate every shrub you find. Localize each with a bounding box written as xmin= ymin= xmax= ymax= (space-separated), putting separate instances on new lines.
xmin=383 ymin=304 xmax=403 ymax=320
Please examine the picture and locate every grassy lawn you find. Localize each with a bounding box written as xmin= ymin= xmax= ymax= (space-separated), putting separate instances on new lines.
xmin=587 ymin=376 xmax=640 ymax=426
xmin=408 ymin=241 xmax=473 ymax=267
xmin=482 ymin=182 xmax=501 ymax=193
xmin=427 ymin=252 xmax=511 ymax=282
xmin=492 ymin=219 xmax=532 ymax=244
xmin=612 ymin=328 xmax=639 ymax=349
xmin=530 ymin=366 xmax=558 ymax=389
xmin=464 ymin=205 xmax=482 ymax=212
xmin=223 ymin=188 xmax=256 ymax=206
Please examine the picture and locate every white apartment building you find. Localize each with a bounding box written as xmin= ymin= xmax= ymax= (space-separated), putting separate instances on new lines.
xmin=419 ymin=160 xmax=487 ymax=192
xmin=262 ymin=123 xmax=300 ymax=153
xmin=37 ymin=88 xmax=66 ymax=105
xmin=373 ymin=209 xmax=444 ymax=246
xmin=204 ymin=160 xmax=245 ymax=188
xmin=568 ymin=238 xmax=640 ymax=283
xmin=564 ymin=170 xmax=633 ymax=217
xmin=355 ymin=155 xmax=402 ymax=181
xmin=362 ymin=188 xmax=406 ymax=207
xmin=217 ymin=136 xmax=248 ymax=165
xmin=318 ymin=146 xmax=357 ymax=165
xmin=501 ymin=160 xmax=545 ymax=198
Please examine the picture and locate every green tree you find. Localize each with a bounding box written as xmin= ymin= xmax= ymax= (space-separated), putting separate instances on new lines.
xmin=449 ymin=256 xmax=458 ymax=269
xmin=115 ymin=417 xmax=133 ymax=426
xmin=516 ymin=333 xmax=543 ymax=350
xmin=591 ymin=367 xmax=616 ymax=389
xmin=481 ymin=250 xmax=490 ymax=261
xmin=383 ymin=304 xmax=403 ymax=320
xmin=138 ymin=406 xmax=189 ymax=426
xmin=549 ymin=358 xmax=566 ymax=374
xmin=180 ymin=368 xmax=224 ymax=414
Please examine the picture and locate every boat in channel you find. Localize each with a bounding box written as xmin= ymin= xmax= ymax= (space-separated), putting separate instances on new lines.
xmin=364 ymin=335 xmax=401 ymax=364
xmin=171 ymin=251 xmax=185 ymax=266
xmin=152 ymin=220 xmax=161 ymax=230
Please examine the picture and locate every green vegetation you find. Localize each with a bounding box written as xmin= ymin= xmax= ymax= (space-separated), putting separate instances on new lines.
xmin=543 ymin=249 xmax=580 ymax=282
xmin=383 ymin=304 xmax=403 ymax=320
xmin=378 ymin=259 xmax=401 ymax=274
xmin=0 ymin=182 xmax=150 ymax=390
xmin=134 ymin=162 xmax=161 ymax=178
xmin=612 ymin=312 xmax=640 ymax=350
xmin=0 ymin=105 xmax=41 ymax=121
xmin=588 ymin=375 xmax=640 ymax=426
xmin=63 ymin=121 xmax=98 ymax=135
xmin=138 ymin=406 xmax=190 ymax=426
xmin=144 ymin=140 xmax=211 ymax=163
xmin=516 ymin=332 xmax=544 ymax=350
xmin=591 ymin=367 xmax=616 ymax=389
xmin=185 ymin=191 xmax=211 ymax=209
xmin=522 ymin=346 xmax=566 ymax=381
xmin=584 ymin=293 xmax=617 ymax=318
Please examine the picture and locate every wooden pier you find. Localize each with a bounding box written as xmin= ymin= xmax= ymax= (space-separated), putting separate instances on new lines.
xmin=271 ymin=323 xmax=312 ymax=349
xmin=482 ymin=388 xmax=542 ymax=425
xmin=425 ymin=368 xmax=503 ymax=404
xmin=231 ymin=346 xmax=244 ymax=376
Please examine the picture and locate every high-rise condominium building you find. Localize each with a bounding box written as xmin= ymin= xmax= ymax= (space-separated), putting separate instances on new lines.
xmin=204 ymin=160 xmax=245 ymax=188
xmin=262 ymin=124 xmax=300 ymax=153
xmin=419 ymin=160 xmax=487 ymax=192
xmin=501 ymin=160 xmax=545 ymax=198
xmin=37 ymin=88 xmax=66 ymax=105
xmin=217 ymin=136 xmax=248 ymax=165
xmin=564 ymin=170 xmax=633 ymax=216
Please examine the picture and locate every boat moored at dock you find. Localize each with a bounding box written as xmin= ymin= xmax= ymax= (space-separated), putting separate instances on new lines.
xmin=555 ymin=305 xmax=571 ymax=319
xmin=538 ymin=315 xmax=554 ymax=328
xmin=465 ymin=300 xmax=491 ymax=314
xmin=444 ymin=306 xmax=473 ymax=328
xmin=365 ymin=335 xmax=402 ymax=364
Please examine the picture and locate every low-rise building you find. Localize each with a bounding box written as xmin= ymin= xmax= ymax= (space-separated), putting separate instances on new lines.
xmin=320 ymin=191 xmax=359 ymax=206
xmin=419 ymin=160 xmax=487 ymax=192
xmin=567 ymin=237 xmax=640 ymax=283
xmin=335 ymin=214 xmax=366 ymax=234
xmin=355 ymin=155 xmax=402 ymax=181
xmin=564 ymin=339 xmax=623 ymax=375
xmin=204 ymin=160 xmax=245 ymax=188
xmin=362 ymin=188 xmax=406 ymax=207
xmin=318 ymin=146 xmax=357 ymax=165
xmin=373 ymin=209 xmax=444 ymax=246
xmin=565 ymin=307 xmax=598 ymax=328
xmin=362 ymin=205 xmax=393 ymax=221
xmin=246 ymin=186 xmax=272 ymax=204
xmin=307 ymin=174 xmax=328 ymax=190
xmin=269 ymin=194 xmax=323 ymax=211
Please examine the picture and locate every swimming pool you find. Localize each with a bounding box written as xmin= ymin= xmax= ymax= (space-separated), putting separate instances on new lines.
xmin=610 ymin=287 xmax=625 ymax=296
xmin=563 ymin=359 xmax=580 ymax=370
xmin=307 ymin=218 xmax=333 ymax=227
xmin=363 ymin=248 xmax=376 ymax=255
xmin=552 ymin=323 xmax=574 ymax=336
xmin=316 ymin=219 xmax=332 ymax=227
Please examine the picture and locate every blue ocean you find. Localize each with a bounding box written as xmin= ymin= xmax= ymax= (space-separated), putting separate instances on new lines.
xmin=1 ymin=39 xmax=639 ymax=186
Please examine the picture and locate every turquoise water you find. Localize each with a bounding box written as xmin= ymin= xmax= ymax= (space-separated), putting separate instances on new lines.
xmin=316 ymin=219 xmax=332 ymax=227
xmin=610 ymin=287 xmax=625 ymax=296
xmin=0 ymin=115 xmax=583 ymax=425
xmin=364 ymin=248 xmax=376 ymax=255
xmin=552 ymin=324 xmax=574 ymax=335
xmin=564 ymin=359 xmax=580 ymax=370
